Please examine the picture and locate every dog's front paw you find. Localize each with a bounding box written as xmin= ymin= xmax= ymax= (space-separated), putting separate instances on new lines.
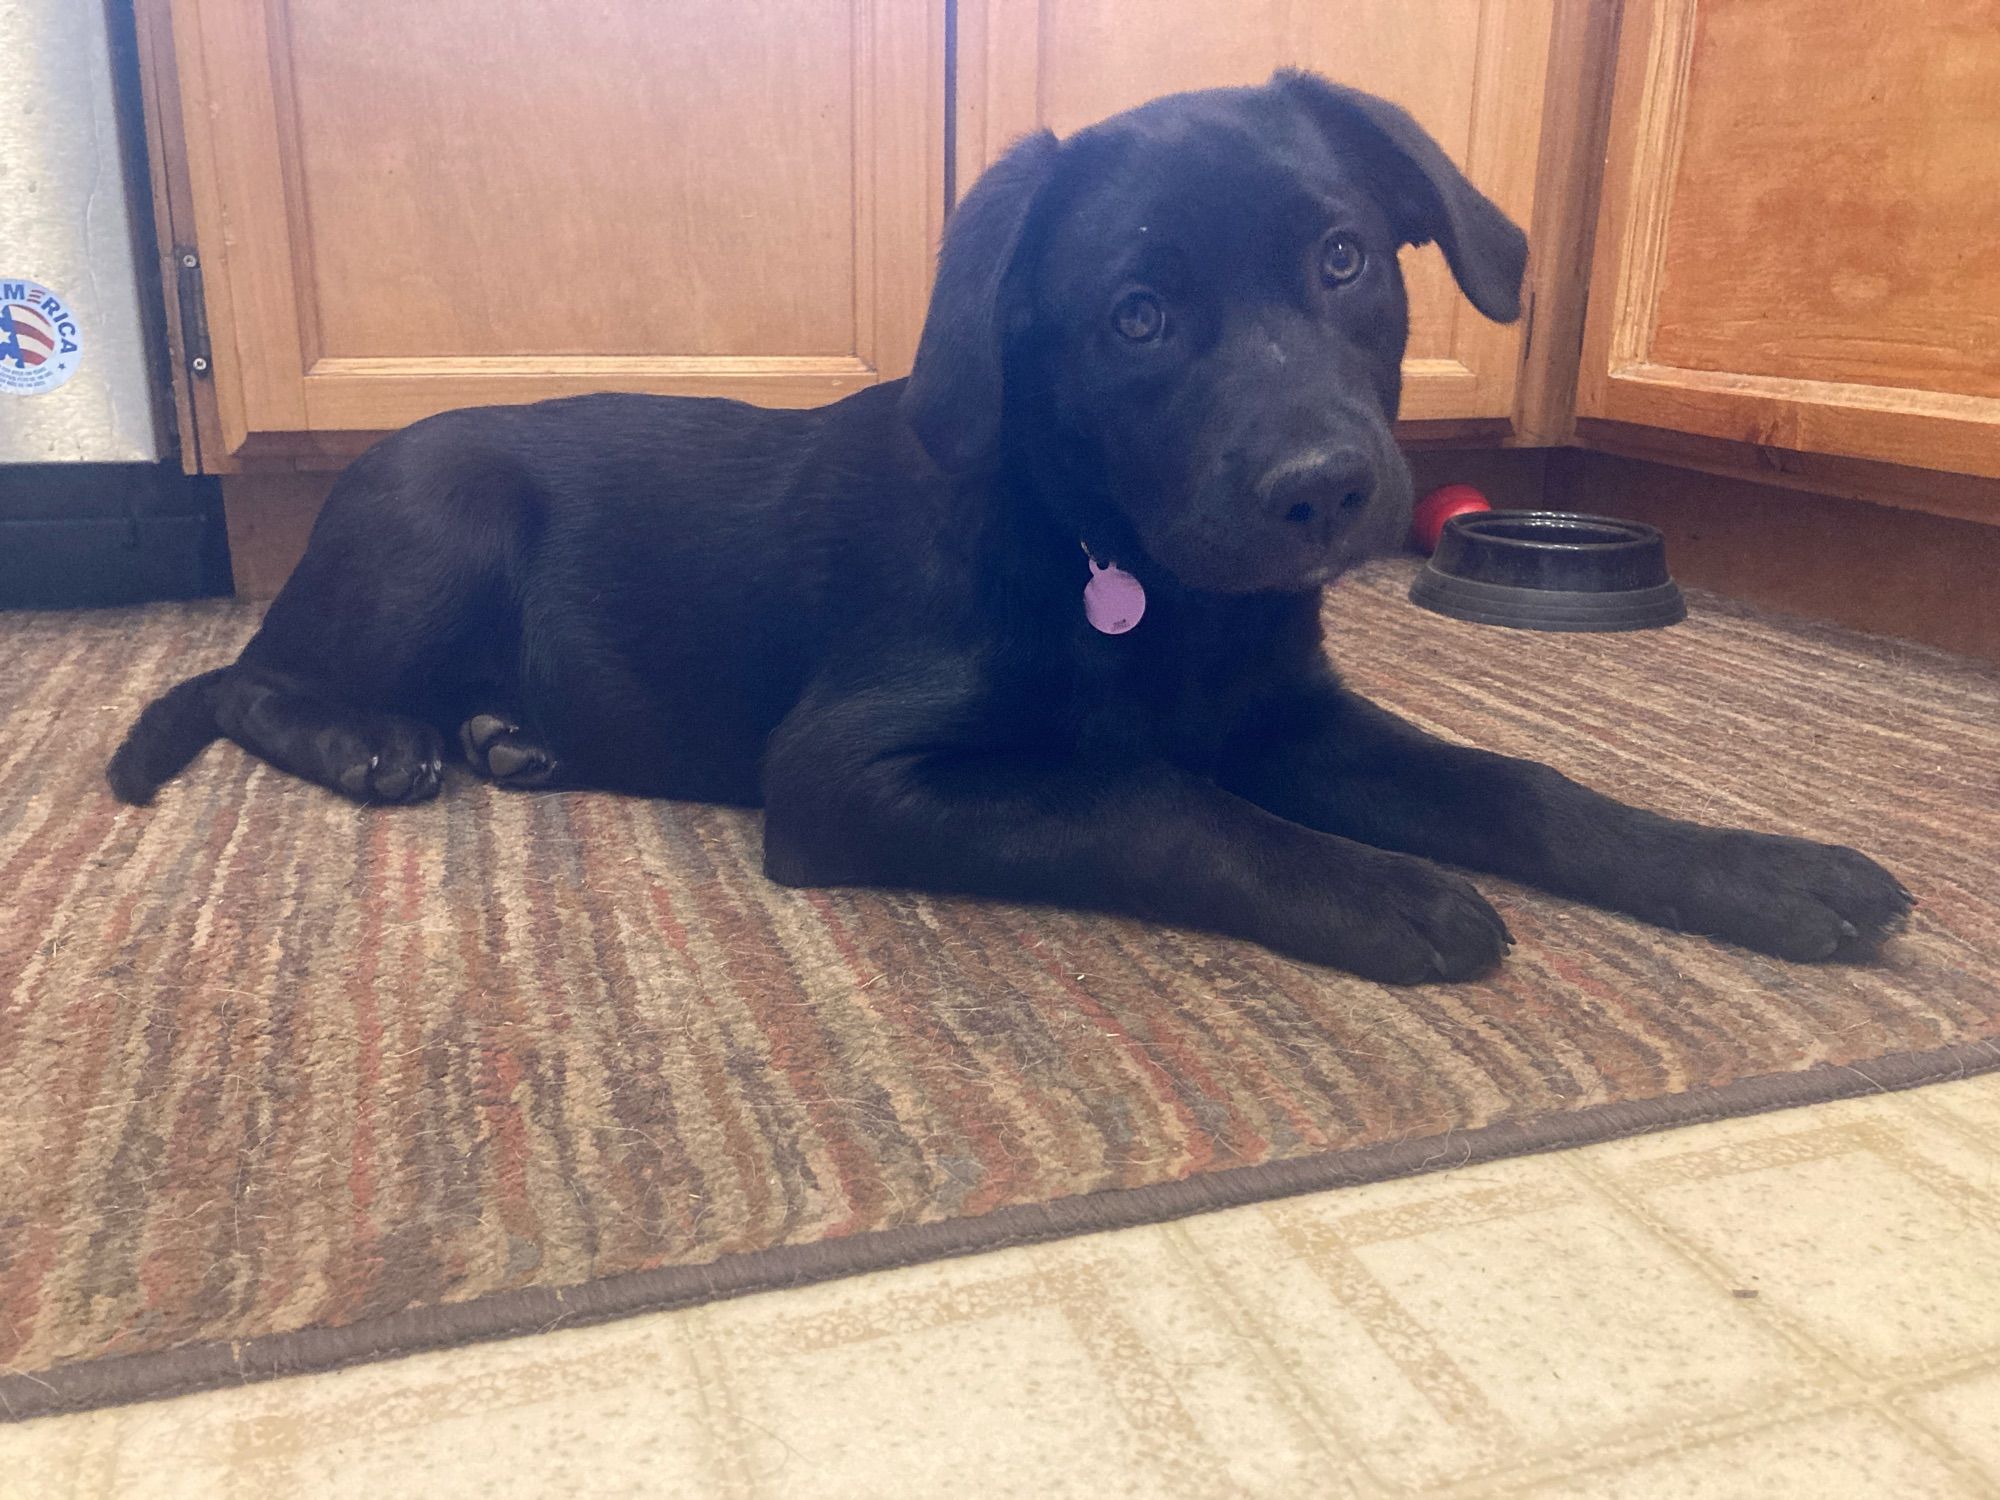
xmin=1284 ymin=856 xmax=1512 ymax=985
xmin=1664 ymin=830 xmax=1912 ymax=962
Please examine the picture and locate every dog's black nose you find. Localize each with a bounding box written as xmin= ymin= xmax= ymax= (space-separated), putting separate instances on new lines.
xmin=1261 ymin=449 xmax=1376 ymax=539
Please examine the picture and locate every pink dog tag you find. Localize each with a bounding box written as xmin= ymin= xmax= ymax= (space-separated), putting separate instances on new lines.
xmin=1083 ymin=559 xmax=1146 ymax=635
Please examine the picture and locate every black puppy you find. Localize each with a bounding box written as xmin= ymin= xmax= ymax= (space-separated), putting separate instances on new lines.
xmin=109 ymin=73 xmax=1909 ymax=984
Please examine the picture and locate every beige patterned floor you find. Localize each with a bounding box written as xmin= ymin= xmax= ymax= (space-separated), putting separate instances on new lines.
xmin=7 ymin=1072 xmax=1999 ymax=1498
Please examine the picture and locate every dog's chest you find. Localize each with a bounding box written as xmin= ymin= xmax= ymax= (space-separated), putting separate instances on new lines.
xmin=1064 ymin=598 xmax=1291 ymax=772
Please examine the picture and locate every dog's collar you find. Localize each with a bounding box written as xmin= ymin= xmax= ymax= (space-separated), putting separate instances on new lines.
xmin=1080 ymin=543 xmax=1145 ymax=635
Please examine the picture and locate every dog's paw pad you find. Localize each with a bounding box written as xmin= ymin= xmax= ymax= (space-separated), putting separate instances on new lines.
xmin=458 ymin=713 xmax=519 ymax=761
xmin=336 ymin=755 xmax=376 ymax=799
xmin=459 ymin=715 xmax=558 ymax=788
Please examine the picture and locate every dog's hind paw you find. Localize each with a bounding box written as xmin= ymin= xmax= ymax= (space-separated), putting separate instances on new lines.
xmin=458 ymin=713 xmax=560 ymax=788
xmin=328 ymin=719 xmax=446 ymax=804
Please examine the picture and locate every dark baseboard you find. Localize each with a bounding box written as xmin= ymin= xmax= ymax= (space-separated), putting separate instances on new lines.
xmin=0 ymin=464 xmax=230 ymax=609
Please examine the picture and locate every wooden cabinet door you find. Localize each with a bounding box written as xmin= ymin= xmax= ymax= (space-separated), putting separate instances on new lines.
xmin=955 ymin=0 xmax=1557 ymax=425
xmin=1579 ymin=0 xmax=2000 ymax=478
xmin=166 ymin=0 xmax=943 ymax=455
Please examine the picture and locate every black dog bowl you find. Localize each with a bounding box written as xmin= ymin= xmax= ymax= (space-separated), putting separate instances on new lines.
xmin=1409 ymin=511 xmax=1686 ymax=632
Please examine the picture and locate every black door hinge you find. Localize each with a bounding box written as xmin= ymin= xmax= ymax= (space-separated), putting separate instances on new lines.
xmin=172 ymin=245 xmax=213 ymax=380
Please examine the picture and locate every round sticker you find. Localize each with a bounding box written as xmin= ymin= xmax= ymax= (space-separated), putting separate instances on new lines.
xmin=0 ymin=278 xmax=84 ymax=395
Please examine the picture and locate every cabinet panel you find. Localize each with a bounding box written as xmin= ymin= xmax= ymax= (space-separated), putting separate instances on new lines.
xmin=1579 ymin=0 xmax=2000 ymax=478
xmin=957 ymin=0 xmax=1558 ymax=423
xmin=165 ymin=0 xmax=943 ymax=453
xmin=285 ymin=2 xmax=859 ymax=361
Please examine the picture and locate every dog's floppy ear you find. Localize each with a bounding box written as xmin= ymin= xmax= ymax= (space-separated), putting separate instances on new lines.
xmin=1275 ymin=71 xmax=1528 ymax=323
xmin=902 ymin=130 xmax=1061 ymax=471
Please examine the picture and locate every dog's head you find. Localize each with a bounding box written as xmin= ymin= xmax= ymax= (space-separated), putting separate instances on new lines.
xmin=903 ymin=72 xmax=1527 ymax=593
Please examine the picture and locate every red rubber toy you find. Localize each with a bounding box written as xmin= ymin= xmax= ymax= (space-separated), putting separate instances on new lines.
xmin=1411 ymin=483 xmax=1492 ymax=554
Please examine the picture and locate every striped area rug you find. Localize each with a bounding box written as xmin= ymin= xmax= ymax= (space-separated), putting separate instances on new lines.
xmin=3 ymin=561 xmax=1997 ymax=1420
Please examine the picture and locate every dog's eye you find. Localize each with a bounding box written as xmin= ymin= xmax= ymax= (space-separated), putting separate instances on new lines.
xmin=1319 ymin=233 xmax=1366 ymax=287
xmin=1111 ymin=291 xmax=1165 ymax=343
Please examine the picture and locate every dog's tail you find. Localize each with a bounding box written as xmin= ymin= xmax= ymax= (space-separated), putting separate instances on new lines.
xmin=106 ymin=666 xmax=233 ymax=805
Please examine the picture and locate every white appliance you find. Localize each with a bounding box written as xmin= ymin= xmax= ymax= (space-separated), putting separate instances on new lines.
xmin=0 ymin=0 xmax=167 ymax=464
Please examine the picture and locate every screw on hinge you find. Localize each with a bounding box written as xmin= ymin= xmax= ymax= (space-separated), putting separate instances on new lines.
xmin=173 ymin=244 xmax=214 ymax=379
